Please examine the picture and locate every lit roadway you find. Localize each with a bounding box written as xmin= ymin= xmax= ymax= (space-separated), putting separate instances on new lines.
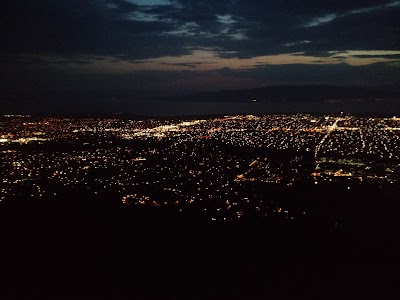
xmin=314 ymin=118 xmax=341 ymax=162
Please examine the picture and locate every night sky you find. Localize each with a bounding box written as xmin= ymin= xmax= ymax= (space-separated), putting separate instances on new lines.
xmin=1 ymin=0 xmax=400 ymax=102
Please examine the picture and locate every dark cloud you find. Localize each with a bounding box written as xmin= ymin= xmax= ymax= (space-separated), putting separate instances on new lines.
xmin=351 ymin=54 xmax=400 ymax=59
xmin=0 ymin=0 xmax=399 ymax=99
xmin=0 ymin=0 xmax=186 ymax=59
xmin=160 ymin=62 xmax=207 ymax=68
xmin=1 ymin=0 xmax=399 ymax=59
xmin=0 ymin=54 xmax=94 ymax=65
xmin=2 ymin=59 xmax=400 ymax=95
xmin=108 ymin=0 xmax=138 ymax=12
xmin=242 ymin=62 xmax=400 ymax=86
xmin=219 ymin=1 xmax=400 ymax=57
xmin=300 ymin=8 xmax=400 ymax=53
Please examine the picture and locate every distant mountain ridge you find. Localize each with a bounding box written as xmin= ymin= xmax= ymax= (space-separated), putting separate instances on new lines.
xmin=179 ymin=85 xmax=400 ymax=103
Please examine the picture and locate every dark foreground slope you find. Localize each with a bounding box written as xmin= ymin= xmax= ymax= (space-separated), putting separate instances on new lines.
xmin=1 ymin=188 xmax=400 ymax=300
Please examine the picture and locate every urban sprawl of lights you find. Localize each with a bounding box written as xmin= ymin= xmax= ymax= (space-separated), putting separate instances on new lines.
xmin=1 ymin=114 xmax=399 ymax=220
